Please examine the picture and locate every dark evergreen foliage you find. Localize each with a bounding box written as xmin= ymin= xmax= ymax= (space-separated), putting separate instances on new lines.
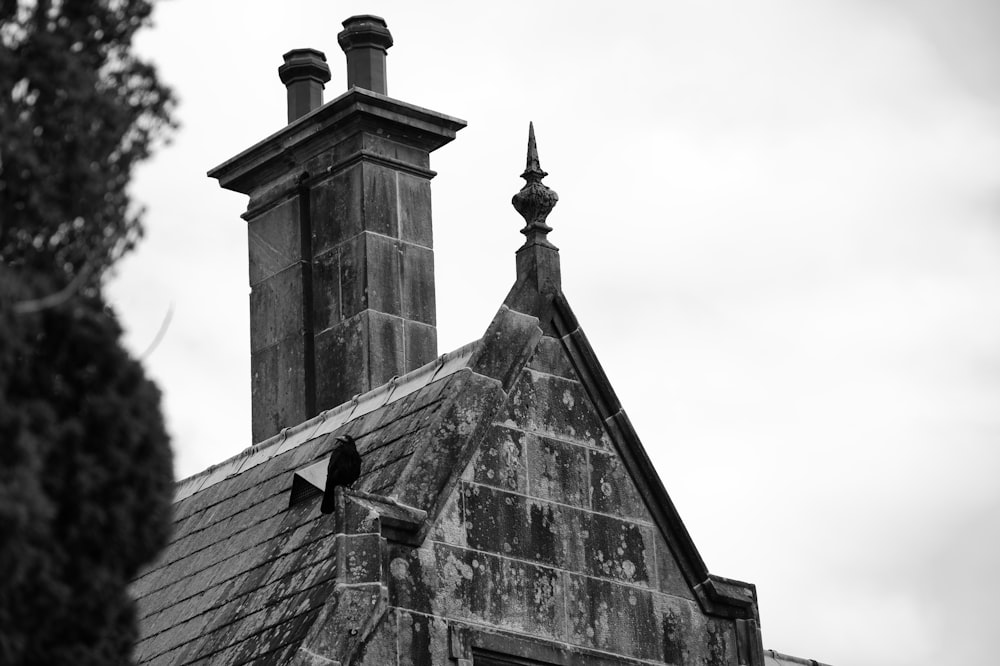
xmin=0 ymin=273 xmax=174 ymax=664
xmin=0 ymin=0 xmax=176 ymax=288
xmin=0 ymin=1 xmax=175 ymax=663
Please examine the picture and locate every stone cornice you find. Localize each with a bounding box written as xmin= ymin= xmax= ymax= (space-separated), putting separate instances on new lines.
xmin=207 ymin=87 xmax=466 ymax=196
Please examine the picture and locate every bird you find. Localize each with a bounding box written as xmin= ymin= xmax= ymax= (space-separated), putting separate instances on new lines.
xmin=321 ymin=435 xmax=361 ymax=514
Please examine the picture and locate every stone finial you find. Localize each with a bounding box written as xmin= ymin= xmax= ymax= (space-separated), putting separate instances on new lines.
xmin=338 ymin=15 xmax=393 ymax=94
xmin=278 ymin=48 xmax=332 ymax=124
xmin=511 ymin=122 xmax=559 ymax=248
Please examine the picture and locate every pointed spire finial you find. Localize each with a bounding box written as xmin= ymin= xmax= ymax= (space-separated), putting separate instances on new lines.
xmin=523 ymin=121 xmax=545 ymax=179
xmin=512 ymin=122 xmax=559 ymax=247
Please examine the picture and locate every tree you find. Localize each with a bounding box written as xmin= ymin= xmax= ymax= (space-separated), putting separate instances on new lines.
xmin=0 ymin=0 xmax=175 ymax=287
xmin=0 ymin=275 xmax=174 ymax=665
xmin=0 ymin=2 xmax=175 ymax=664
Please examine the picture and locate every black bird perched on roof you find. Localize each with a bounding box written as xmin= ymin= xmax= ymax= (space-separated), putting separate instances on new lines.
xmin=320 ymin=435 xmax=361 ymax=514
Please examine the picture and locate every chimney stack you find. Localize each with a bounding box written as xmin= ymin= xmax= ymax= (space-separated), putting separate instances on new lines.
xmin=277 ymin=48 xmax=331 ymax=123
xmin=209 ymin=16 xmax=466 ymax=443
xmin=337 ymin=15 xmax=392 ymax=94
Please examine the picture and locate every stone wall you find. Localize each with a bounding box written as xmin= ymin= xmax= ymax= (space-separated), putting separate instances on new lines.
xmin=378 ymin=335 xmax=741 ymax=665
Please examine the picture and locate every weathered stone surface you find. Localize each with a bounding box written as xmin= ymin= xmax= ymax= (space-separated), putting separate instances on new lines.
xmin=362 ymin=133 xmax=431 ymax=169
xmin=403 ymin=320 xmax=437 ymax=372
xmin=399 ymin=243 xmax=435 ymax=325
xmin=367 ymin=310 xmax=406 ymax=387
xmin=589 ymin=448 xmax=648 ymax=521
xmin=469 ymin=307 xmax=542 ymax=393
xmin=468 ymin=425 xmax=527 ymax=494
xmin=314 ymin=313 xmax=366 ymax=407
xmin=395 ymin=371 xmax=506 ymax=514
xmin=311 ymin=248 xmax=342 ymax=332
xmin=397 ymin=609 xmax=450 ymax=666
xmin=462 ymin=482 xmax=570 ymax=570
xmin=655 ymin=533 xmax=697 ymax=601
xmin=502 ymin=369 xmax=611 ymax=449
xmin=250 ymin=266 xmax=305 ymax=352
xmin=251 ymin=339 xmax=309 ymax=443
xmin=337 ymin=533 xmax=383 ymax=584
xmin=585 ymin=511 xmax=655 ymax=585
xmin=362 ymin=161 xmax=398 ymax=237
xmin=353 ymin=607 xmax=398 ymax=666
xmin=300 ymin=583 xmax=386 ymax=663
xmin=314 ymin=310 xmax=404 ymax=411
xmin=337 ymin=232 xmax=368 ymax=320
xmin=566 ymin=574 xmax=659 ymax=661
xmin=460 ymin=481 xmax=653 ymax=586
xmin=422 ymin=544 xmax=564 ymax=640
xmin=526 ymin=433 xmax=589 ymax=508
xmin=247 ymin=196 xmax=302 ymax=286
xmin=526 ymin=335 xmax=576 ymax=379
xmin=428 ymin=490 xmax=466 ymax=548
xmin=398 ymin=172 xmax=433 ymax=247
xmin=311 ymin=163 xmax=362 ymax=256
xmin=387 ymin=543 xmax=434 ymax=616
xmin=364 ymin=233 xmax=403 ymax=315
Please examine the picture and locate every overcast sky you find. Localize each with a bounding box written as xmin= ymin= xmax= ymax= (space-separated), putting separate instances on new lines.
xmin=106 ymin=1 xmax=1000 ymax=664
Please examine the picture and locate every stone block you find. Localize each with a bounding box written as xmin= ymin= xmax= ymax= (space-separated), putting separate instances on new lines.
xmin=399 ymin=242 xmax=435 ymax=324
xmin=353 ymin=604 xmax=399 ymax=666
xmin=251 ymin=340 xmax=309 ymax=443
xmin=362 ymin=161 xmax=398 ymax=237
xmin=338 ymin=232 xmax=368 ymax=321
xmin=527 ymin=335 xmax=577 ymax=379
xmin=338 ymin=495 xmax=383 ymax=535
xmin=387 ymin=543 xmax=435 ymax=615
xmin=526 ymin=434 xmax=589 ymax=508
xmin=398 ymin=172 xmax=433 ymax=247
xmin=461 ymin=482 xmax=570 ymax=570
xmin=429 ymin=490 xmax=467 ymax=547
xmin=655 ymin=533 xmax=696 ymax=601
xmin=503 ymin=369 xmax=611 ymax=449
xmin=247 ymin=196 xmax=301 ymax=285
xmin=469 ymin=306 xmax=542 ymax=393
xmin=249 ymin=267 xmax=305 ymax=352
xmin=589 ymin=448 xmax=648 ymax=521
xmin=311 ymin=163 xmax=362 ymax=256
xmin=428 ymin=544 xmax=564 ymax=640
xmin=314 ymin=315 xmax=366 ymax=409
xmin=584 ymin=512 xmax=655 ymax=586
xmin=702 ymin=617 xmax=739 ymax=666
xmin=336 ymin=533 xmax=383 ymax=584
xmin=366 ymin=310 xmax=405 ymax=388
xmin=314 ymin=310 xmax=404 ymax=408
xmin=397 ymin=609 xmax=450 ymax=666
xmin=311 ymin=248 xmax=342 ymax=332
xmin=469 ymin=425 xmax=527 ymax=494
xmin=404 ymin=320 xmax=437 ymax=372
xmin=364 ymin=233 xmax=402 ymax=315
xmin=363 ymin=132 xmax=431 ymax=170
xmin=565 ymin=574 xmax=659 ymax=661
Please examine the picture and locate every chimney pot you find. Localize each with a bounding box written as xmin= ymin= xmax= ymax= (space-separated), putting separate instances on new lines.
xmin=337 ymin=14 xmax=393 ymax=94
xmin=278 ymin=48 xmax=332 ymax=123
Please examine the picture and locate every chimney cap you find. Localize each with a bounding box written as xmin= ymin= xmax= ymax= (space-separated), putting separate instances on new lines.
xmin=278 ymin=48 xmax=332 ymax=85
xmin=338 ymin=15 xmax=394 ymax=52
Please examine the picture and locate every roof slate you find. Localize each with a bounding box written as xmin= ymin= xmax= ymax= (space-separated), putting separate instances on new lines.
xmin=131 ymin=341 xmax=478 ymax=665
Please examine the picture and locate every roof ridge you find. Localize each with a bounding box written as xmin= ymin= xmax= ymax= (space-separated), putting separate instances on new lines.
xmin=172 ymin=338 xmax=481 ymax=502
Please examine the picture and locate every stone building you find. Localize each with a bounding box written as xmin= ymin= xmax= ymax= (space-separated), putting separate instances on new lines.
xmin=131 ymin=15 xmax=830 ymax=666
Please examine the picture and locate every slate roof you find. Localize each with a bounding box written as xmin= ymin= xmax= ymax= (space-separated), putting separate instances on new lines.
xmin=130 ymin=340 xmax=478 ymax=665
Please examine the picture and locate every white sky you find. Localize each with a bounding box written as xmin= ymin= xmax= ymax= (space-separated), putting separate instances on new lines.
xmin=107 ymin=1 xmax=1000 ymax=664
